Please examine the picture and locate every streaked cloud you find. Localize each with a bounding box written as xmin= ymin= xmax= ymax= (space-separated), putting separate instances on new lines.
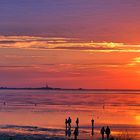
xmin=0 ymin=36 xmax=140 ymax=52
xmin=129 ymin=57 xmax=140 ymax=66
xmin=0 ymin=35 xmax=140 ymax=88
xmin=133 ymin=57 xmax=140 ymax=63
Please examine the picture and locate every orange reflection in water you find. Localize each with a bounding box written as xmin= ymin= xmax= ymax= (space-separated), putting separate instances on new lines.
xmin=0 ymin=90 xmax=139 ymax=139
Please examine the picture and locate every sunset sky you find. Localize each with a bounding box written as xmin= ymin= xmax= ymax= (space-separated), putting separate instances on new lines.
xmin=0 ymin=0 xmax=140 ymax=89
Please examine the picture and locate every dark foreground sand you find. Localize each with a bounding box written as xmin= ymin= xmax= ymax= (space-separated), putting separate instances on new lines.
xmin=0 ymin=125 xmax=139 ymax=140
xmin=0 ymin=133 xmax=65 ymax=140
xmin=0 ymin=133 xmax=137 ymax=140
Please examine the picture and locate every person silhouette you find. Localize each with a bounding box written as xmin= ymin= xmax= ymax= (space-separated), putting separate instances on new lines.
xmin=106 ymin=126 xmax=111 ymax=140
xmin=76 ymin=118 xmax=79 ymax=127
xmin=65 ymin=118 xmax=68 ymax=136
xmin=74 ymin=127 xmax=79 ymax=140
xmin=100 ymin=127 xmax=105 ymax=140
xmin=67 ymin=117 xmax=72 ymax=128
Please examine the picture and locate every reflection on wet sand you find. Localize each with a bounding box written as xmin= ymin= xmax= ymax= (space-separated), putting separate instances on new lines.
xmin=0 ymin=90 xmax=139 ymax=139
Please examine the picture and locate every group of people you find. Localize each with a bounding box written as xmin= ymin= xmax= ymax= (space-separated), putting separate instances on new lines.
xmin=65 ymin=117 xmax=79 ymax=140
xmin=100 ymin=126 xmax=111 ymax=140
xmin=65 ymin=117 xmax=111 ymax=140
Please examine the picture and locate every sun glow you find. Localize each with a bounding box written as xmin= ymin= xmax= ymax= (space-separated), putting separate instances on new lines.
xmin=134 ymin=57 xmax=140 ymax=63
xmin=136 ymin=116 xmax=140 ymax=124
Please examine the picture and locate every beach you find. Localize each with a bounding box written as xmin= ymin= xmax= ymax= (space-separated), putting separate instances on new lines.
xmin=1 ymin=0 xmax=140 ymax=139
xmin=0 ymin=89 xmax=139 ymax=140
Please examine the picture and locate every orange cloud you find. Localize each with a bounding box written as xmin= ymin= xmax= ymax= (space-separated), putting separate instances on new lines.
xmin=0 ymin=35 xmax=140 ymax=52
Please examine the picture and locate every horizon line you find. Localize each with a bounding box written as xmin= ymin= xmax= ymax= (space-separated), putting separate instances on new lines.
xmin=0 ymin=86 xmax=140 ymax=91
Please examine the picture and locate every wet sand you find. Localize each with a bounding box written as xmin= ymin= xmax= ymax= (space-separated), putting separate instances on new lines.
xmin=0 ymin=90 xmax=139 ymax=139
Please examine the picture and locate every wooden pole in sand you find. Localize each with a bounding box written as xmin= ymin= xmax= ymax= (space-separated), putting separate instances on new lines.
xmin=91 ymin=118 xmax=94 ymax=136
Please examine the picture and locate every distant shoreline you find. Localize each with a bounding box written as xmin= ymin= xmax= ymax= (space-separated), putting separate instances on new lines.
xmin=0 ymin=87 xmax=140 ymax=91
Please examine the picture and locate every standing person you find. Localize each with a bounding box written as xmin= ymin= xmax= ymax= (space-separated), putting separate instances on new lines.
xmin=100 ymin=127 xmax=105 ymax=140
xmin=106 ymin=126 xmax=111 ymax=140
xmin=65 ymin=118 xmax=68 ymax=128
xmin=68 ymin=117 xmax=72 ymax=128
xmin=74 ymin=127 xmax=79 ymax=140
xmin=76 ymin=118 xmax=79 ymax=127
xmin=65 ymin=118 xmax=68 ymax=136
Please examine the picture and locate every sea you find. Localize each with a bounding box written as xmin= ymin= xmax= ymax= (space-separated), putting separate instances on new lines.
xmin=0 ymin=89 xmax=139 ymax=140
